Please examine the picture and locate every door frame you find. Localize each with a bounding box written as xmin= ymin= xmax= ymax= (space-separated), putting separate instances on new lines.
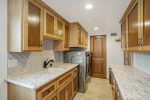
xmin=90 ymin=35 xmax=107 ymax=79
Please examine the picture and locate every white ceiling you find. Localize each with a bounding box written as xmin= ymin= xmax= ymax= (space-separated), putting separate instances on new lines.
xmin=43 ymin=0 xmax=131 ymax=35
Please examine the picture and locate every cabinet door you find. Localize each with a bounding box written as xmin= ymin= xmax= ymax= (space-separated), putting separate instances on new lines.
xmin=82 ymin=30 xmax=86 ymax=46
xmin=128 ymin=2 xmax=139 ymax=49
xmin=66 ymin=81 xmax=73 ymax=100
xmin=142 ymin=0 xmax=150 ymax=47
xmin=72 ymin=75 xmax=78 ymax=95
xmin=57 ymin=86 xmax=66 ymax=100
xmin=77 ymin=27 xmax=82 ymax=45
xmin=64 ymin=25 xmax=69 ymax=48
xmin=45 ymin=93 xmax=57 ymax=100
xmin=24 ymin=0 xmax=43 ymax=51
xmin=44 ymin=10 xmax=55 ymax=36
xmin=121 ymin=20 xmax=127 ymax=49
xmin=56 ymin=19 xmax=63 ymax=37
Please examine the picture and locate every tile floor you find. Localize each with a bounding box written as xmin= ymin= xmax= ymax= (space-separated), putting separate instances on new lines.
xmin=73 ymin=78 xmax=113 ymax=100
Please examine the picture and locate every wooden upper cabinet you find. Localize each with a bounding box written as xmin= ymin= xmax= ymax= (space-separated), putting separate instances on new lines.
xmin=44 ymin=9 xmax=63 ymax=40
xmin=54 ymin=24 xmax=69 ymax=51
xmin=8 ymin=0 xmax=44 ymax=52
xmin=56 ymin=19 xmax=63 ymax=37
xmin=44 ymin=10 xmax=55 ymax=36
xmin=140 ymin=0 xmax=150 ymax=50
xmin=64 ymin=25 xmax=69 ymax=49
xmin=69 ymin=22 xmax=88 ymax=48
xmin=121 ymin=20 xmax=127 ymax=49
xmin=128 ymin=2 xmax=139 ymax=49
xmin=82 ymin=31 xmax=88 ymax=46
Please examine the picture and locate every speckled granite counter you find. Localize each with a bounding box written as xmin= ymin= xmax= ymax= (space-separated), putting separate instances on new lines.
xmin=110 ymin=65 xmax=150 ymax=100
xmin=7 ymin=63 xmax=78 ymax=90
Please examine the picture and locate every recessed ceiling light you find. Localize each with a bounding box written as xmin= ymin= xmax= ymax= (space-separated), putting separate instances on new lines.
xmin=85 ymin=4 xmax=93 ymax=10
xmin=94 ymin=27 xmax=99 ymax=30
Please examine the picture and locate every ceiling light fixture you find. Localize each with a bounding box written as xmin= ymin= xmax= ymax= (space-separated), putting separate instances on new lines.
xmin=94 ymin=27 xmax=99 ymax=30
xmin=85 ymin=4 xmax=93 ymax=10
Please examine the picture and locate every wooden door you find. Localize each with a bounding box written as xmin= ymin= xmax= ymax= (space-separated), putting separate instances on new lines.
xmin=24 ymin=0 xmax=43 ymax=51
xmin=128 ymin=2 xmax=139 ymax=49
xmin=121 ymin=20 xmax=127 ymax=49
xmin=142 ymin=0 xmax=150 ymax=47
xmin=90 ymin=36 xmax=106 ymax=78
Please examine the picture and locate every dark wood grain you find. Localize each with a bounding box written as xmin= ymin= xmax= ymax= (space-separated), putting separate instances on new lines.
xmin=143 ymin=0 xmax=150 ymax=46
xmin=128 ymin=3 xmax=138 ymax=47
xmin=90 ymin=36 xmax=106 ymax=78
xmin=28 ymin=2 xmax=40 ymax=47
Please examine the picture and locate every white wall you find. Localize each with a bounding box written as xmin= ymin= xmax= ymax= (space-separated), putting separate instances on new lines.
xmin=88 ymin=33 xmax=124 ymax=78
xmin=0 ymin=0 xmax=7 ymax=100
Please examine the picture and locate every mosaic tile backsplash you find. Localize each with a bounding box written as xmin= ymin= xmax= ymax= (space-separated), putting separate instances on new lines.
xmin=8 ymin=39 xmax=64 ymax=75
xmin=134 ymin=52 xmax=150 ymax=75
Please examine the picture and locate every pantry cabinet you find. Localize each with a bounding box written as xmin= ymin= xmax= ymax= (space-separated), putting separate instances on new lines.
xmin=69 ymin=22 xmax=88 ymax=48
xmin=8 ymin=0 xmax=44 ymax=52
xmin=120 ymin=0 xmax=150 ymax=51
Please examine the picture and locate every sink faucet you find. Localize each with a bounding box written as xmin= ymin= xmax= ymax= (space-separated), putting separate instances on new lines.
xmin=43 ymin=59 xmax=55 ymax=68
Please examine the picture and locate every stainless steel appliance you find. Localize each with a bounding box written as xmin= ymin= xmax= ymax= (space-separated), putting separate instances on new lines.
xmin=64 ymin=51 xmax=91 ymax=93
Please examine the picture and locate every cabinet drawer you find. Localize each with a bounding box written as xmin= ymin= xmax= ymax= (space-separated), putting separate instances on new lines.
xmin=37 ymin=82 xmax=57 ymax=100
xmin=45 ymin=92 xmax=57 ymax=100
xmin=72 ymin=68 xmax=78 ymax=76
xmin=57 ymin=71 xmax=72 ymax=88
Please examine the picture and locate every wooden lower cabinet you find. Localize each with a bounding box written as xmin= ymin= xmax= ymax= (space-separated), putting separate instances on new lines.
xmin=45 ymin=93 xmax=57 ymax=100
xmin=57 ymin=81 xmax=73 ymax=100
xmin=110 ymin=69 xmax=123 ymax=100
xmin=8 ymin=67 xmax=78 ymax=100
xmin=72 ymin=75 xmax=78 ymax=95
xmin=57 ymin=86 xmax=66 ymax=100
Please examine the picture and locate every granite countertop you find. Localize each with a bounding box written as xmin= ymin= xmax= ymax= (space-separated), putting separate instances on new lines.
xmin=7 ymin=63 xmax=78 ymax=90
xmin=110 ymin=65 xmax=150 ymax=100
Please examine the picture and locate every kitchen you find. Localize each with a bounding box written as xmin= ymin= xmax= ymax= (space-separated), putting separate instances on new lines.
xmin=0 ymin=0 xmax=150 ymax=100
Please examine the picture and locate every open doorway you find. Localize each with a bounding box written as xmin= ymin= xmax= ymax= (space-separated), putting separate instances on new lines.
xmin=90 ymin=35 xmax=106 ymax=79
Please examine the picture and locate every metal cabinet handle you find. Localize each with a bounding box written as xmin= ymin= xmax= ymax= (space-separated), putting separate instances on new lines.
xmin=140 ymin=37 xmax=143 ymax=46
xmin=40 ymin=41 xmax=43 ymax=47
xmin=137 ymin=39 xmax=141 ymax=46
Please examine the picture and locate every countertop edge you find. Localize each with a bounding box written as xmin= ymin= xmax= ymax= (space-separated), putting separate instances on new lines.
xmin=7 ymin=63 xmax=79 ymax=90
